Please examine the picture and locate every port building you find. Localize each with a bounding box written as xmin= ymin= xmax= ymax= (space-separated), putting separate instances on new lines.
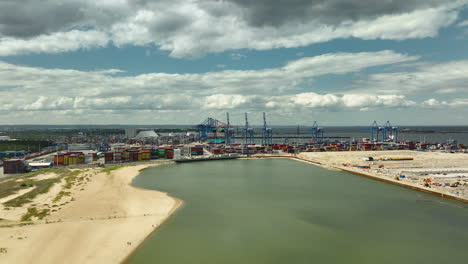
xmin=135 ymin=130 xmax=159 ymax=138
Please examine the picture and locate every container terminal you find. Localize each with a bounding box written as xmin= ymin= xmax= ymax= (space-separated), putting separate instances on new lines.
xmin=1 ymin=112 xmax=467 ymax=200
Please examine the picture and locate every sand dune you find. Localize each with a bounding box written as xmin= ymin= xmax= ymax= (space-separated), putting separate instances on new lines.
xmin=0 ymin=163 xmax=180 ymax=264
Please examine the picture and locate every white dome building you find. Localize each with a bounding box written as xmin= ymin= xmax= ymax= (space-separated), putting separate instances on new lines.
xmin=135 ymin=130 xmax=159 ymax=138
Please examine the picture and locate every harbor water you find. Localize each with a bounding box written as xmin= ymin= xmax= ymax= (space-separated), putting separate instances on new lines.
xmin=127 ymin=159 xmax=468 ymax=264
xmin=236 ymin=126 xmax=468 ymax=145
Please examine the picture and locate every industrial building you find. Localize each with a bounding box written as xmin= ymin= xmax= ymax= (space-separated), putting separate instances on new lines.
xmin=135 ymin=130 xmax=159 ymax=138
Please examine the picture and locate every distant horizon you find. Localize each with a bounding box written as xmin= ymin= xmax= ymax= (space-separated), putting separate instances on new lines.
xmin=1 ymin=124 xmax=468 ymax=128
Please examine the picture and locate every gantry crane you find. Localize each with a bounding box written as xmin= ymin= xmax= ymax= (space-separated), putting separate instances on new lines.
xmin=242 ymin=113 xmax=254 ymax=145
xmin=261 ymin=112 xmax=273 ymax=146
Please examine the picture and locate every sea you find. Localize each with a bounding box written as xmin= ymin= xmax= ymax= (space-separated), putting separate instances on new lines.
xmin=127 ymin=159 xmax=468 ymax=264
xmin=240 ymin=126 xmax=468 ymax=145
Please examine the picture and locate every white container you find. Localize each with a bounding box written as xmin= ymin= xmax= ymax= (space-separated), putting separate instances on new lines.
xmin=85 ymin=154 xmax=94 ymax=164
xmin=174 ymin=149 xmax=182 ymax=160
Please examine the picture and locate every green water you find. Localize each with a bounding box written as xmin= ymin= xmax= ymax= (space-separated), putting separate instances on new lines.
xmin=127 ymin=159 xmax=468 ymax=264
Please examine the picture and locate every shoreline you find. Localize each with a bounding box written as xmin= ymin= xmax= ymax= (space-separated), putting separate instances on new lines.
xmin=0 ymin=162 xmax=182 ymax=264
xmin=122 ymin=197 xmax=183 ymax=264
xmin=122 ymin=163 xmax=184 ymax=263
xmin=2 ymin=151 xmax=467 ymax=263
xmin=293 ymin=156 xmax=468 ymax=203
xmin=249 ymin=152 xmax=468 ymax=204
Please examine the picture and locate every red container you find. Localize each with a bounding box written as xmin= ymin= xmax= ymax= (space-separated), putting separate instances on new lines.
xmin=104 ymin=152 xmax=114 ymax=163
xmin=166 ymin=149 xmax=174 ymax=159
xmin=3 ymin=159 xmax=29 ymax=174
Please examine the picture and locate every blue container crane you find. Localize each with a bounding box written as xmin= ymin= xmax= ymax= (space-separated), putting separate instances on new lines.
xmin=371 ymin=121 xmax=384 ymax=142
xmin=310 ymin=121 xmax=324 ymax=143
xmin=197 ymin=117 xmax=220 ymax=142
xmin=225 ymin=113 xmax=235 ymax=145
xmin=242 ymin=113 xmax=254 ymax=145
xmin=261 ymin=112 xmax=273 ymax=146
xmin=384 ymin=121 xmax=399 ymax=142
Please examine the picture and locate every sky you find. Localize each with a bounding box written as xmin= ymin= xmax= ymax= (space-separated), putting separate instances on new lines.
xmin=1 ymin=0 xmax=468 ymax=126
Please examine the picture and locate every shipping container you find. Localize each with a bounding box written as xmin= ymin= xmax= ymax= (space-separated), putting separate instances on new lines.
xmin=63 ymin=154 xmax=70 ymax=165
xmin=104 ymin=152 xmax=114 ymax=163
xmin=3 ymin=159 xmax=30 ymax=174
xmin=166 ymin=149 xmax=174 ymax=159
xmin=53 ymin=154 xmax=64 ymax=165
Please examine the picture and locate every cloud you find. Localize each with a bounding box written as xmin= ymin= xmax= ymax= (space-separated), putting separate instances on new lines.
xmin=225 ymin=0 xmax=459 ymax=27
xmin=0 ymin=0 xmax=466 ymax=57
xmin=1 ymin=50 xmax=468 ymax=123
xmin=0 ymin=51 xmax=468 ymax=123
xmin=423 ymin=98 xmax=468 ymax=108
xmin=203 ymin=94 xmax=250 ymax=109
xmin=0 ymin=50 xmax=419 ymax=116
xmin=269 ymin=93 xmax=415 ymax=110
xmin=0 ymin=30 xmax=109 ymax=56
xmin=0 ymin=0 xmax=86 ymax=37
xmin=283 ymin=51 xmax=418 ymax=76
xmin=354 ymin=60 xmax=468 ymax=94
xmin=458 ymin=20 xmax=468 ymax=27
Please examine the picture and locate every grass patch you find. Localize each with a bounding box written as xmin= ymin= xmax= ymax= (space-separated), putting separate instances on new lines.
xmin=0 ymin=179 xmax=32 ymax=201
xmin=3 ymin=178 xmax=60 ymax=207
xmin=21 ymin=207 xmax=50 ymax=221
xmin=0 ymin=167 xmax=68 ymax=184
xmin=63 ymin=170 xmax=81 ymax=189
xmin=1 ymin=168 xmax=86 ymax=207
xmin=53 ymin=191 xmax=71 ymax=203
xmin=19 ymin=180 xmax=34 ymax=188
xmin=101 ymin=166 xmax=125 ymax=174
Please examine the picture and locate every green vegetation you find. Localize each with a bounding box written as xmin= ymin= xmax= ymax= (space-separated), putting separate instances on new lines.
xmin=0 ymin=168 xmax=83 ymax=207
xmin=53 ymin=191 xmax=71 ymax=202
xmin=0 ymin=140 xmax=50 ymax=153
xmin=1 ymin=128 xmax=124 ymax=140
xmin=21 ymin=207 xmax=50 ymax=221
xmin=101 ymin=165 xmax=126 ymax=174
xmin=3 ymin=178 xmax=60 ymax=207
xmin=0 ymin=179 xmax=28 ymax=201
xmin=63 ymin=170 xmax=81 ymax=189
xmin=0 ymin=248 xmax=7 ymax=254
xmin=0 ymin=169 xmax=59 ymax=201
xmin=0 ymin=167 xmax=94 ymax=222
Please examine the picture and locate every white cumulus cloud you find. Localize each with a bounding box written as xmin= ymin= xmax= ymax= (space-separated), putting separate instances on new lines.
xmin=0 ymin=0 xmax=466 ymax=57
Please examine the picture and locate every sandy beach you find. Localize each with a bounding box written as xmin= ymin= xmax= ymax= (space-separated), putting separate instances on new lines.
xmin=0 ymin=163 xmax=180 ymax=264
xmin=2 ymin=150 xmax=467 ymax=263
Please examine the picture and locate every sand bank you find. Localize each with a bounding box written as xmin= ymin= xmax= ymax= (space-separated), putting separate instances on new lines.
xmin=295 ymin=151 xmax=468 ymax=202
xmin=0 ymin=163 xmax=180 ymax=264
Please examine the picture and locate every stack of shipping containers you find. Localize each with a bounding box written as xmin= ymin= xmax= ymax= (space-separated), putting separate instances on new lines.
xmin=158 ymin=148 xmax=166 ymax=159
xmin=191 ymin=145 xmax=204 ymax=156
xmin=3 ymin=159 xmax=30 ymax=174
xmin=53 ymin=152 xmax=88 ymax=166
